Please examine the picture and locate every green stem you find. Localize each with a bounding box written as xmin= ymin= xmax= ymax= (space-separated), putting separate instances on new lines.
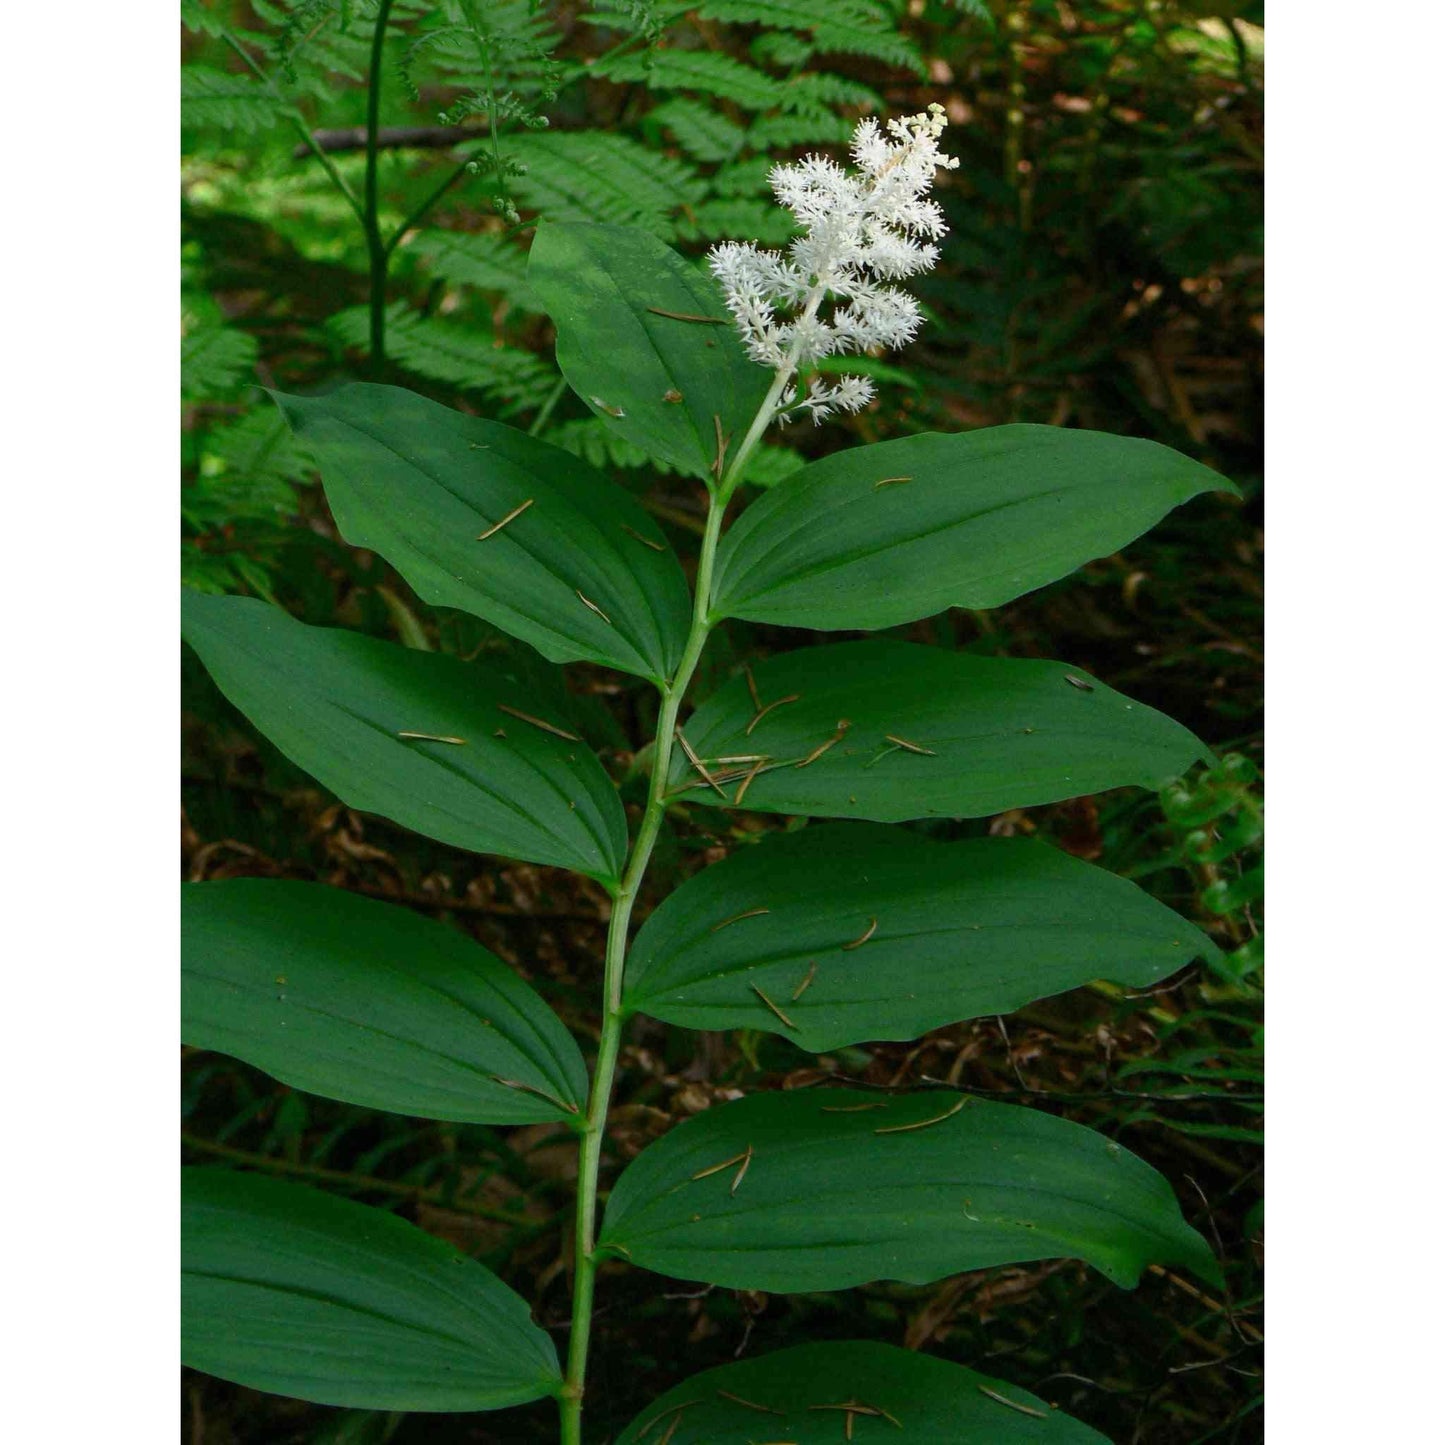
xmin=720 ymin=282 xmax=828 ymax=491
xmin=364 ymin=0 xmax=397 ymax=370
xmin=559 ymin=495 xmax=729 ymax=1444
xmin=528 ymin=374 xmax=570 ymax=438
xmin=558 ymin=292 xmax=810 ymax=1431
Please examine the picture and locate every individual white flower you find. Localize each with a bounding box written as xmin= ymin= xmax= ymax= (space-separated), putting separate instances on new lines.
xmin=708 ymin=105 xmax=957 ymax=426
xmin=797 ymin=374 xmax=876 ymax=426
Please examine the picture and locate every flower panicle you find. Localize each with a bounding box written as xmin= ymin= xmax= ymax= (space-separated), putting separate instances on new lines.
xmin=707 ymin=105 xmax=957 ymax=426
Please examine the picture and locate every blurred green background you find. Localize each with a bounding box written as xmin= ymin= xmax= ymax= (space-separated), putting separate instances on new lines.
xmin=182 ymin=3 xmax=1262 ymax=1441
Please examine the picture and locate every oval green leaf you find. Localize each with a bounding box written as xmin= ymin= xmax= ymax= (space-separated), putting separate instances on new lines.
xmin=182 ymin=1168 xmax=562 ymax=1410
xmin=273 ymin=384 xmax=691 ymax=683
xmin=625 ymin=824 xmax=1220 ymax=1050
xmin=599 ymin=1088 xmax=1219 ymax=1291
xmin=670 ymin=641 xmax=1211 ymax=822
xmin=183 ymin=879 xmax=586 ymax=1123
xmin=618 ymin=1341 xmax=1109 ymax=1444
xmin=711 ymin=425 xmax=1238 ymax=629
xmin=182 ymin=590 xmax=626 ymax=883
xmin=528 ymin=221 xmax=772 ymax=483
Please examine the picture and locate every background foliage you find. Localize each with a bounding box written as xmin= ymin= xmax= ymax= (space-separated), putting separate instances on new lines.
xmin=181 ymin=2 xmax=1263 ymax=1440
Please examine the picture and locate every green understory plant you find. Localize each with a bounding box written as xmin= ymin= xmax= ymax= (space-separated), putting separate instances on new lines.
xmin=181 ymin=106 xmax=1239 ymax=1443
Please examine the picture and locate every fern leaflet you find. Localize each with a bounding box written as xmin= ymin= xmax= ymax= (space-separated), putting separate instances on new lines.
xmin=542 ymin=417 xmax=655 ymax=472
xmin=498 ymin=131 xmax=706 ymax=236
xmin=596 ymin=49 xmax=781 ymax=111
xmin=675 ymin=197 xmax=796 ymax=245
xmin=745 ymin=109 xmax=853 ymax=151
xmin=407 ymin=229 xmax=538 ymax=310
xmin=181 ymin=66 xmax=284 ymax=135
xmin=689 ymin=1 xmax=926 ymax=76
xmin=327 ymin=302 xmax=557 ymax=415
xmin=182 ymin=323 xmax=260 ymax=400
xmin=647 ymin=98 xmax=747 ymax=164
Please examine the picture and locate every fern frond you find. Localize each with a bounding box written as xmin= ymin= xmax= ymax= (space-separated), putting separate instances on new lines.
xmin=749 ymin=31 xmax=815 ymax=69
xmin=544 ymin=419 xmax=800 ymax=488
xmin=583 ymin=0 xmax=666 ymax=42
xmin=647 ymin=98 xmax=747 ymax=164
xmin=407 ymin=229 xmax=538 ymax=309
xmin=327 ymin=303 xmax=557 ymax=415
xmin=181 ymin=545 xmax=235 ymax=597
xmin=943 ymin=0 xmax=996 ymax=26
xmin=183 ymin=403 xmax=309 ymax=600
xmin=436 ymin=0 xmax=560 ymax=55
xmin=675 ymin=197 xmax=795 ymax=246
xmin=745 ymin=109 xmax=853 ymax=151
xmin=196 ymin=409 xmax=309 ymax=518
xmin=249 ymin=0 xmax=381 ymax=87
xmin=403 ymin=3 xmax=561 ymax=113
xmin=709 ymin=157 xmax=772 ymax=196
xmin=269 ymin=0 xmax=344 ymax=70
xmin=692 ymin=1 xmax=926 ymax=76
xmin=784 ymin=71 xmax=882 ymax=113
xmin=500 ymin=131 xmax=706 ymax=236
xmin=543 ymin=418 xmax=654 ymax=472
xmin=181 ymin=66 xmax=284 ymax=135
xmin=398 ymin=1 xmax=563 ymax=222
xmin=181 ymin=0 xmax=229 ymax=37
xmin=596 ymin=49 xmax=780 ymax=112
xmin=182 ymin=322 xmax=259 ymax=401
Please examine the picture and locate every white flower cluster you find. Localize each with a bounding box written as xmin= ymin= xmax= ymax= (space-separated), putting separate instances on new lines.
xmin=708 ymin=104 xmax=958 ymax=425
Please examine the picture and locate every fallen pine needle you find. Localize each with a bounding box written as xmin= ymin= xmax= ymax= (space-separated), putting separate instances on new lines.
xmin=716 ymin=1390 xmax=783 ymax=1415
xmin=874 ymin=1097 xmax=967 ymax=1135
xmin=576 ymin=589 xmax=614 ymax=625
xmin=711 ymin=907 xmax=770 ymax=932
xmin=746 ymin=694 xmax=801 ymax=736
xmin=476 ymin=498 xmax=533 ymax=539
xmin=977 ymin=1386 xmax=1047 ymax=1419
xmin=750 ymin=984 xmax=798 ymax=1030
xmin=496 ymin=704 xmax=580 ymax=742
xmin=884 ymin=733 xmax=936 ymax=756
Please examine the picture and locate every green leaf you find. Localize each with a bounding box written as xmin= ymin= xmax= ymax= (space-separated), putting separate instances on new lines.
xmin=618 ymin=1340 xmax=1109 ymax=1443
xmin=671 ymin=642 xmax=1211 ymax=822
xmin=528 ymin=222 xmax=772 ymax=483
xmin=599 ymin=1089 xmax=1219 ymax=1291
xmin=183 ymin=879 xmax=587 ymax=1123
xmin=625 ymin=824 xmax=1220 ymax=1050
xmin=274 ymin=384 xmax=691 ymax=682
xmin=711 ymin=427 xmax=1238 ymax=629
xmin=181 ymin=591 xmax=627 ymax=883
xmin=183 ymin=1169 xmax=562 ymax=1410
